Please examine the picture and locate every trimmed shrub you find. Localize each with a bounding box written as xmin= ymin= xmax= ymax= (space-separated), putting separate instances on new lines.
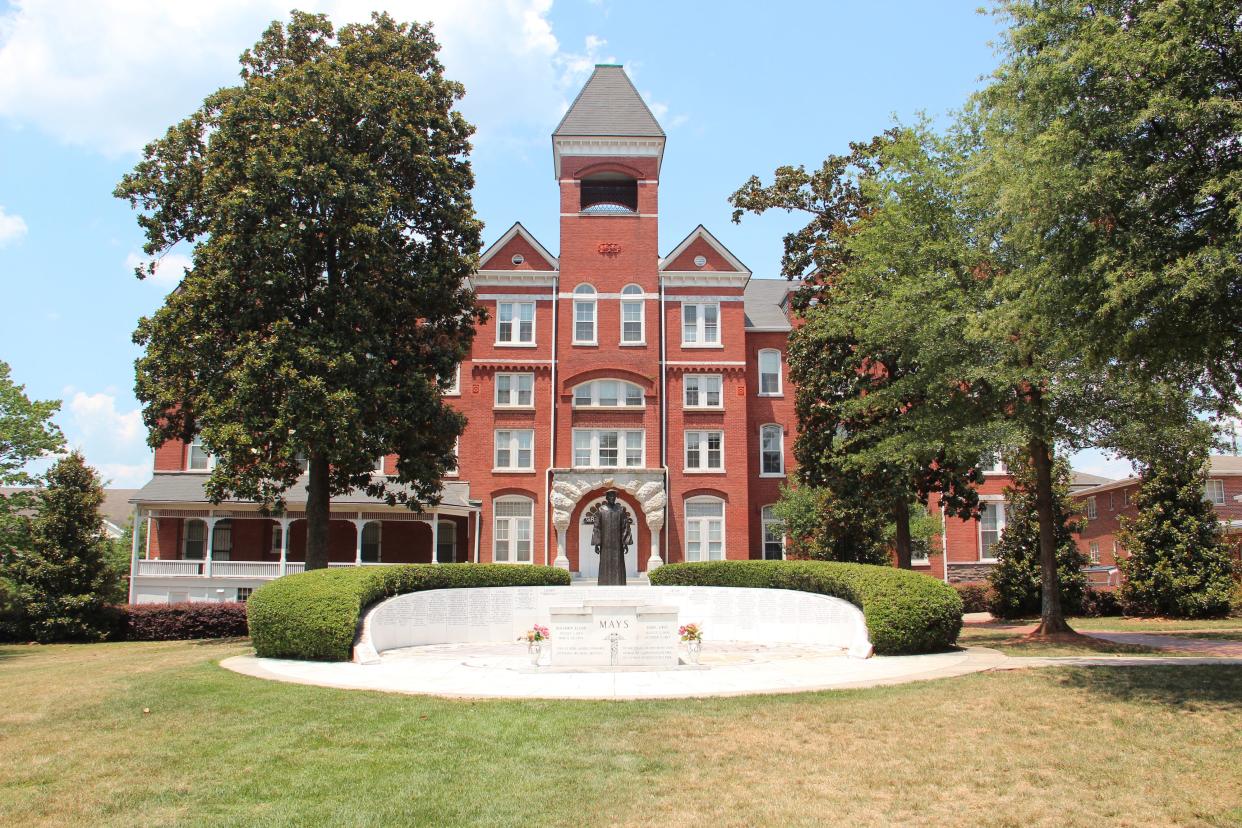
xmin=954 ymin=582 xmax=991 ymax=614
xmin=248 ymin=564 xmax=571 ymax=661
xmin=1079 ymin=588 xmax=1122 ymax=619
xmin=120 ymin=602 xmax=248 ymax=641
xmin=649 ymin=560 xmax=962 ymax=655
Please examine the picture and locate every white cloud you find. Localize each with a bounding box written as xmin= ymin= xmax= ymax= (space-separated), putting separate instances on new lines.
xmin=56 ymin=389 xmax=151 ymax=487
xmin=1070 ymin=448 xmax=1137 ymax=481
xmin=125 ymin=250 xmax=192 ymax=285
xmin=0 ymin=205 xmax=28 ymax=246
xmin=94 ymin=462 xmax=152 ymax=488
xmin=0 ymin=0 xmax=594 ymax=156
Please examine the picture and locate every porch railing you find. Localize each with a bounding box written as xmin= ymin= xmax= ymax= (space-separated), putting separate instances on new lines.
xmin=134 ymin=559 xmax=354 ymax=579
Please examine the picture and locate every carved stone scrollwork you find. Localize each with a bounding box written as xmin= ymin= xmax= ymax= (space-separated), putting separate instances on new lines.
xmin=550 ymin=471 xmax=666 ymax=533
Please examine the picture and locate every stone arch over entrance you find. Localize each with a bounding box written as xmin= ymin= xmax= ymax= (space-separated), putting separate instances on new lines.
xmin=568 ymin=489 xmax=644 ymax=578
xmin=550 ymin=470 xmax=665 ymax=574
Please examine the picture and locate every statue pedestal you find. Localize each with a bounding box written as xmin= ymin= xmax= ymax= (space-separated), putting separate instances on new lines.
xmin=547 ymin=600 xmax=679 ymax=668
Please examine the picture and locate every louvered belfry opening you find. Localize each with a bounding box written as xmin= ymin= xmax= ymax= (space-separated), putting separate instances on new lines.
xmin=580 ymin=175 xmax=638 ymax=213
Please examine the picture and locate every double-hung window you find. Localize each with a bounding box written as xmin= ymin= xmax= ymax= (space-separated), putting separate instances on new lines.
xmin=1086 ymin=496 xmax=1097 ymax=520
xmin=1206 ymin=479 xmax=1226 ymax=505
xmin=620 ymin=284 xmax=644 ymax=344
xmin=494 ymin=430 xmax=534 ymax=471
xmin=573 ymin=429 xmax=644 ymax=468
xmin=1089 ymin=541 xmax=1100 ymax=564
xmin=681 ymin=302 xmax=720 ymax=346
xmin=685 ymin=498 xmax=725 ymax=561
xmin=757 ymin=349 xmax=782 ymax=396
xmin=761 ymin=505 xmax=785 ymax=560
xmin=443 ymin=364 xmax=460 ymax=395
xmin=683 ymin=374 xmax=722 ymax=409
xmin=979 ymin=501 xmax=1006 ymax=560
xmin=760 ymin=425 xmax=784 ymax=476
xmin=183 ymin=519 xmax=207 ymax=560
xmin=187 ymin=436 xmax=213 ymax=471
xmin=685 ymin=431 xmax=724 ymax=471
xmin=496 ymin=302 xmax=535 ymax=345
xmin=573 ymin=284 xmax=597 ymax=344
xmin=493 ymin=497 xmax=533 ymax=563
xmin=495 ymin=373 xmax=534 ymax=407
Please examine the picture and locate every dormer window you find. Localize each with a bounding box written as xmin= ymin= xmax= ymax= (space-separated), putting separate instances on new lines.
xmin=580 ymin=173 xmax=637 ymax=214
xmin=187 ymin=436 xmax=214 ymax=471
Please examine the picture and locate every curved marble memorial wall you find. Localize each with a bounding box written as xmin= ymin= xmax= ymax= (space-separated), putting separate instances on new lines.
xmin=355 ymin=585 xmax=873 ymax=663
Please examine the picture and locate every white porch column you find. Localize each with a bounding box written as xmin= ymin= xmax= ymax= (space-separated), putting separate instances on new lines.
xmin=277 ymin=517 xmax=291 ymax=576
xmin=431 ymin=511 xmax=440 ymax=564
xmin=645 ymin=511 xmax=665 ymax=573
xmin=552 ymin=522 xmax=570 ymax=571
xmin=351 ymin=517 xmax=366 ymax=566
xmin=472 ymin=509 xmax=481 ymax=564
xmin=127 ymin=505 xmax=142 ymax=604
xmin=204 ymin=516 xmax=220 ymax=578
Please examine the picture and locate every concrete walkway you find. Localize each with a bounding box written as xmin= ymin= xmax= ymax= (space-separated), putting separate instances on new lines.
xmin=1081 ymin=631 xmax=1242 ymax=658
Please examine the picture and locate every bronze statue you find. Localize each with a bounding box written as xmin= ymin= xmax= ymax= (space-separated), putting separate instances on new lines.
xmin=588 ymin=489 xmax=632 ymax=585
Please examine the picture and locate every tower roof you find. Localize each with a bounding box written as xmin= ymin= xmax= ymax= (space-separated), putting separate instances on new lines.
xmin=553 ymin=65 xmax=665 ymax=138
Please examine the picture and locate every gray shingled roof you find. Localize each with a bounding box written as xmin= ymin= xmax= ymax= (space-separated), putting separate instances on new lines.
xmin=744 ymin=279 xmax=794 ymax=331
xmin=1069 ymin=471 xmax=1113 ymax=490
xmin=553 ymin=65 xmax=665 ymax=138
xmin=130 ymin=474 xmax=478 ymax=510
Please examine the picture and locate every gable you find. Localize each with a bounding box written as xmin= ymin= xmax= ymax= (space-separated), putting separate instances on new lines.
xmin=478 ymin=223 xmax=558 ymax=272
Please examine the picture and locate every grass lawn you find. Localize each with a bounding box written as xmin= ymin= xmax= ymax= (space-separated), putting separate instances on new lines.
xmin=2 ymin=641 xmax=1240 ymax=827
xmin=955 ymin=627 xmax=1169 ymax=657
xmin=972 ymin=616 xmax=1242 ymax=633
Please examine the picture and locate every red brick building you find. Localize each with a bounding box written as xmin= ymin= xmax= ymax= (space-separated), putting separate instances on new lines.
xmin=126 ymin=65 xmax=1098 ymax=602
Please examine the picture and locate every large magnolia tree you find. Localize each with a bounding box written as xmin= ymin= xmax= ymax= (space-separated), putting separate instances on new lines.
xmin=116 ymin=12 xmax=482 ymax=569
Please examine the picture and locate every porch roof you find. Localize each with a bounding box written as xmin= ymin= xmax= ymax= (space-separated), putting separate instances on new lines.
xmin=129 ymin=474 xmax=478 ymax=511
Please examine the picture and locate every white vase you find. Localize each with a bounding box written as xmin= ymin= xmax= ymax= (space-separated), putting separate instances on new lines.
xmin=685 ymin=639 xmax=702 ymax=665
xmin=528 ymin=641 xmax=543 ymax=666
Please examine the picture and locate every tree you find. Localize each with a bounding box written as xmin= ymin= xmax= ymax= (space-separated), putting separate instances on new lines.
xmin=773 ymin=484 xmax=889 ymax=565
xmin=987 ymin=450 xmax=1088 ymax=619
xmin=1118 ymin=446 xmax=1235 ymax=617
xmin=731 ymin=132 xmax=985 ymax=568
xmin=0 ymin=360 xmax=64 ymax=555
xmin=978 ymin=0 xmax=1242 ymax=403
xmin=2 ymin=452 xmax=117 ymax=642
xmin=115 ymin=12 xmax=482 ymax=569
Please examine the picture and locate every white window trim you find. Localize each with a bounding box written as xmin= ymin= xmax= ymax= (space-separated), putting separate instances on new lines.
xmin=1086 ymin=496 xmax=1097 ymax=520
xmin=680 ymin=302 xmax=722 ymax=347
xmin=1206 ymin=479 xmax=1226 ymax=505
xmin=445 ymin=437 xmax=459 ymax=477
xmin=757 ymin=349 xmax=783 ymax=397
xmin=187 ymin=436 xmax=214 ymax=472
xmin=494 ymin=372 xmax=535 ymax=409
xmin=444 ymin=364 xmax=461 ymax=396
xmin=980 ymin=455 xmax=1007 ymax=475
xmin=620 ymin=284 xmax=645 ymax=346
xmin=571 ymin=428 xmax=645 ymax=469
xmin=493 ymin=429 xmax=535 ymax=472
xmin=682 ymin=374 xmax=724 ymax=410
xmin=684 ymin=496 xmax=726 ymax=562
xmin=684 ymin=430 xmax=725 ymax=473
xmin=1088 ymin=540 xmax=1100 ymax=564
xmin=492 ymin=496 xmax=534 ymax=565
xmin=760 ymin=505 xmax=785 ymax=560
xmin=571 ymin=379 xmax=645 ymax=409
xmin=759 ymin=424 xmax=785 ymax=478
xmin=978 ymin=496 xmax=1006 ymax=563
xmin=495 ymin=301 xmax=536 ymax=347
xmin=573 ymin=285 xmax=597 ymax=345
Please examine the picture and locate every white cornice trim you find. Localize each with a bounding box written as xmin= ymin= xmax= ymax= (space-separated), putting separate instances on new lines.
xmin=660 ymin=272 xmax=751 ymax=289
xmin=552 ymin=136 xmax=666 ymax=179
xmin=744 ymin=325 xmax=794 ymax=333
xmin=470 ymin=270 xmax=558 ymax=288
xmin=478 ymin=222 xmax=559 ymax=271
xmin=659 ymin=225 xmax=752 ymax=277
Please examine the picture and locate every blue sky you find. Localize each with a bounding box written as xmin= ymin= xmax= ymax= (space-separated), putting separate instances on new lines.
xmin=0 ymin=0 xmax=1133 ymax=485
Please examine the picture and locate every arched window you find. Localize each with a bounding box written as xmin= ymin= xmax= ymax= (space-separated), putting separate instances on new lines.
xmin=758 ymin=349 xmax=782 ymax=396
xmin=572 ymin=379 xmax=644 ymax=408
xmin=760 ymin=424 xmax=784 ymax=476
xmin=437 ymin=520 xmax=457 ymax=563
xmin=493 ymin=496 xmax=533 ymax=564
xmin=361 ymin=521 xmax=382 ymax=562
xmin=580 ymin=173 xmax=637 ymax=213
xmin=620 ymin=283 xmax=645 ymax=344
xmin=761 ymin=505 xmax=785 ymax=560
xmin=685 ymin=497 xmax=725 ymax=561
xmin=573 ymin=284 xmax=597 ymax=344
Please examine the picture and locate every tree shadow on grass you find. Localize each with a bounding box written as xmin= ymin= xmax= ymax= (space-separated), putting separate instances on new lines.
xmin=1053 ymin=665 xmax=1242 ymax=710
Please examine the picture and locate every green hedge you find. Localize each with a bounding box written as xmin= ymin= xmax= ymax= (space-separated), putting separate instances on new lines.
xmin=649 ymin=560 xmax=963 ymax=655
xmin=248 ymin=564 xmax=571 ymax=661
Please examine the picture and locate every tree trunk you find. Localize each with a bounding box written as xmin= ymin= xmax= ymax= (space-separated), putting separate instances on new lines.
xmin=305 ymin=453 xmax=331 ymax=571
xmin=893 ymin=497 xmax=913 ymax=569
xmin=1029 ymin=437 xmax=1072 ymax=635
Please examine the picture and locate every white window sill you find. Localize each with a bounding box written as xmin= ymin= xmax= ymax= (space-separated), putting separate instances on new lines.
xmin=571 ymin=405 xmax=645 ymax=412
xmin=680 ymin=343 xmax=724 ymax=349
xmin=979 ymin=557 xmax=998 ymax=564
xmin=757 ymin=392 xmax=784 ymax=398
xmin=492 ymin=468 xmax=536 ymax=474
xmin=619 ymin=342 xmax=647 ymax=347
xmin=683 ymin=468 xmax=725 ymax=474
xmin=494 ymin=405 xmax=536 ymax=411
xmin=759 ymin=472 xmax=786 ymax=479
xmin=572 ymin=466 xmax=646 ymax=472
xmin=572 ymin=341 xmax=599 ymax=347
xmin=494 ymin=342 xmax=538 ymax=348
xmin=683 ymin=406 xmax=725 ymax=412
xmin=182 ymin=469 xmax=212 ymax=474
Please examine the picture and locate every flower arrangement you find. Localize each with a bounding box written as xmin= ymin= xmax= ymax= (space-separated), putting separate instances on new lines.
xmin=520 ymin=625 xmax=550 ymax=644
xmin=678 ymin=623 xmax=703 ymax=643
